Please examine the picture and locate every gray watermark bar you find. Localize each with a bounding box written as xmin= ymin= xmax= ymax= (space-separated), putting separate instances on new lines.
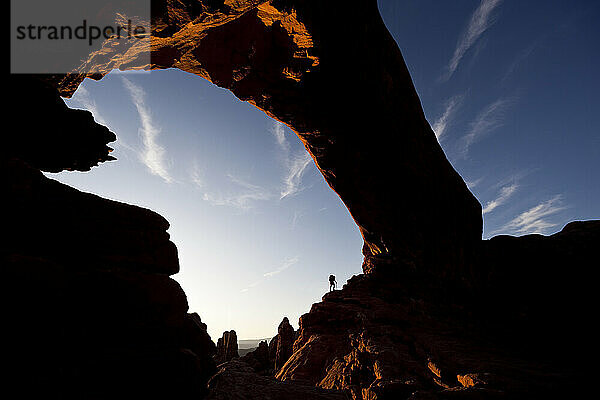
xmin=11 ymin=0 xmax=151 ymax=74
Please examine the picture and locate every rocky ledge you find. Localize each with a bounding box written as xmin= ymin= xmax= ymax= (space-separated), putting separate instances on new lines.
xmin=272 ymin=221 xmax=598 ymax=399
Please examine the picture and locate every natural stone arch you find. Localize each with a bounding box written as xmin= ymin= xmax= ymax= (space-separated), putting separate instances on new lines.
xmin=54 ymin=0 xmax=482 ymax=275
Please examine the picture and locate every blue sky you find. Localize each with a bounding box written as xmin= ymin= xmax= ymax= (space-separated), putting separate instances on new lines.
xmin=51 ymin=0 xmax=599 ymax=339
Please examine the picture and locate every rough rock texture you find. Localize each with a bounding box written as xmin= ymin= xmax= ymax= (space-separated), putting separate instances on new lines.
xmin=8 ymin=1 xmax=596 ymax=398
xmin=275 ymin=317 xmax=296 ymax=371
xmin=269 ymin=333 xmax=280 ymax=362
xmin=3 ymin=157 xmax=217 ymax=399
xmin=207 ymin=359 xmax=349 ymax=400
xmin=216 ymin=330 xmax=240 ymax=364
xmin=241 ymin=340 xmax=271 ymax=373
xmin=8 ymin=75 xmax=116 ymax=172
xmin=3 ymin=75 xmax=217 ymax=397
xmin=274 ymin=221 xmax=598 ymax=399
xmin=52 ymin=0 xmax=483 ymax=276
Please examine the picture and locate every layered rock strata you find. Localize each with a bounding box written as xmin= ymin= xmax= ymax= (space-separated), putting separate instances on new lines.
xmin=275 ymin=317 xmax=296 ymax=371
xmin=216 ymin=330 xmax=240 ymax=364
xmin=274 ymin=221 xmax=598 ymax=399
xmin=4 ymin=75 xmax=216 ymax=399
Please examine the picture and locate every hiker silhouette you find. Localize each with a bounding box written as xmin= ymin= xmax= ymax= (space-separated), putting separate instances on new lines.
xmin=329 ymin=274 xmax=337 ymax=292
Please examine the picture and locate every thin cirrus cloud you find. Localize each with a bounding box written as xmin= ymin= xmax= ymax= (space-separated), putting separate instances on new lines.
xmin=272 ymin=121 xmax=313 ymax=199
xmin=442 ymin=0 xmax=503 ymax=81
xmin=432 ymin=94 xmax=464 ymax=140
xmin=241 ymin=256 xmax=299 ymax=292
xmin=70 ymin=86 xmax=107 ymax=126
xmin=482 ymin=183 xmax=518 ymax=214
xmin=200 ymin=173 xmax=272 ymax=211
xmin=189 ymin=158 xmax=271 ymax=210
xmin=189 ymin=158 xmax=205 ymax=189
xmin=122 ymin=77 xmax=172 ymax=183
xmin=495 ymin=195 xmax=566 ymax=235
xmin=461 ymin=97 xmax=513 ymax=156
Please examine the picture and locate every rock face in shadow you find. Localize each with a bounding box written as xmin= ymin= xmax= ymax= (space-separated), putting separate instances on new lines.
xmin=7 ymin=1 xmax=596 ymax=399
xmin=207 ymin=360 xmax=349 ymax=400
xmin=216 ymin=330 xmax=240 ymax=364
xmin=240 ymin=316 xmax=297 ymax=374
xmin=53 ymin=0 xmax=483 ymax=276
xmin=274 ymin=221 xmax=598 ymax=399
xmin=2 ymin=157 xmax=217 ymax=399
xmin=275 ymin=317 xmax=296 ymax=371
xmin=3 ymin=75 xmax=217 ymax=398
xmin=8 ymin=75 xmax=116 ymax=172
xmin=241 ymin=340 xmax=271 ymax=373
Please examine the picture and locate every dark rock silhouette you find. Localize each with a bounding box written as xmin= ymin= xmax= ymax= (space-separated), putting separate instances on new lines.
xmin=3 ymin=158 xmax=216 ymax=399
xmin=240 ymin=316 xmax=298 ymax=375
xmin=5 ymin=0 xmax=596 ymax=398
xmin=215 ymin=330 xmax=239 ymax=364
xmin=269 ymin=333 xmax=280 ymax=362
xmin=275 ymin=317 xmax=296 ymax=372
xmin=52 ymin=0 xmax=483 ymax=277
xmin=7 ymin=75 xmax=116 ymax=172
xmin=4 ymin=73 xmax=215 ymax=399
xmin=241 ymin=340 xmax=271 ymax=373
xmin=206 ymin=360 xmax=348 ymax=400
xmin=275 ymin=221 xmax=598 ymax=398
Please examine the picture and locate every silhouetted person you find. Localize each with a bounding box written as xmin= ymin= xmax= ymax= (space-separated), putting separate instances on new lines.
xmin=329 ymin=274 xmax=337 ymax=292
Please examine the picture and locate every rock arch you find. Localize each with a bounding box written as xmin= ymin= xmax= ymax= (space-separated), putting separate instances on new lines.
xmin=52 ymin=0 xmax=482 ymax=275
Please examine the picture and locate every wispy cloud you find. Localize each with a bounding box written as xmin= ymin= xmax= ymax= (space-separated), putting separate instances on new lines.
xmin=461 ymin=97 xmax=512 ymax=155
xmin=70 ymin=86 xmax=107 ymax=126
xmin=281 ymin=152 xmax=312 ymax=199
xmin=443 ymin=0 xmax=503 ymax=81
xmin=290 ymin=209 xmax=306 ymax=230
xmin=432 ymin=95 xmax=464 ymax=140
xmin=272 ymin=120 xmax=290 ymax=153
xmin=239 ymin=280 xmax=262 ymax=293
xmin=482 ymin=183 xmax=518 ymax=214
xmin=122 ymin=77 xmax=172 ymax=183
xmin=241 ymin=256 xmax=299 ymax=292
xmin=501 ymin=40 xmax=540 ymax=84
xmin=272 ymin=121 xmax=313 ymax=199
xmin=201 ymin=173 xmax=271 ymax=210
xmin=495 ymin=195 xmax=566 ymax=235
xmin=189 ymin=158 xmax=205 ymax=188
xmin=263 ymin=256 xmax=299 ymax=277
xmin=465 ymin=177 xmax=483 ymax=190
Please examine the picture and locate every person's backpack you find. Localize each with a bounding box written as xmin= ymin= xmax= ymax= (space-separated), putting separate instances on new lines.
xmin=329 ymin=275 xmax=335 ymax=283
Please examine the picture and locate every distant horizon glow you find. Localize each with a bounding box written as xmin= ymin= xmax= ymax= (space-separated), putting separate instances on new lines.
xmin=50 ymin=1 xmax=599 ymax=339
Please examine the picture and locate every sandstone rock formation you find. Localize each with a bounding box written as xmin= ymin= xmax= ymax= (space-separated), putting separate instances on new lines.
xmin=275 ymin=317 xmax=296 ymax=371
xmin=241 ymin=340 xmax=271 ymax=373
xmin=4 ymin=75 xmax=216 ymax=398
xmin=216 ymin=330 xmax=240 ymax=364
xmin=241 ymin=316 xmax=297 ymax=374
xmin=206 ymin=359 xmax=349 ymax=400
xmin=7 ymin=0 xmax=596 ymax=398
xmin=51 ymin=0 xmax=483 ymax=277
xmin=274 ymin=221 xmax=598 ymax=399
xmin=9 ymin=75 xmax=116 ymax=172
